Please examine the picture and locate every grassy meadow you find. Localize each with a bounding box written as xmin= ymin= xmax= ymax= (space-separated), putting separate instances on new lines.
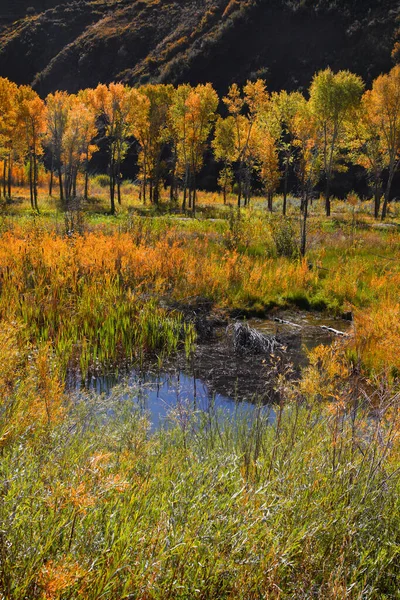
xmin=1 ymin=183 xmax=400 ymax=598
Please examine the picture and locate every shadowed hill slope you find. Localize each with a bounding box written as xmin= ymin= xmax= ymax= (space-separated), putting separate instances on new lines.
xmin=0 ymin=0 xmax=399 ymax=95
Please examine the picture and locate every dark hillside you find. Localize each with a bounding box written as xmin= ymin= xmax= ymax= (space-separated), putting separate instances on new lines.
xmin=0 ymin=0 xmax=398 ymax=95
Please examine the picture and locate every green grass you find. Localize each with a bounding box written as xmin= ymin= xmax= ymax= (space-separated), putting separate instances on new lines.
xmin=1 ymin=186 xmax=400 ymax=598
xmin=1 ymin=382 xmax=399 ymax=599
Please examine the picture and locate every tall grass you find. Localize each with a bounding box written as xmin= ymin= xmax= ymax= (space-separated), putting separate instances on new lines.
xmin=0 ymin=209 xmax=400 ymax=379
xmin=0 ymin=323 xmax=399 ymax=599
xmin=1 ymin=197 xmax=400 ymax=597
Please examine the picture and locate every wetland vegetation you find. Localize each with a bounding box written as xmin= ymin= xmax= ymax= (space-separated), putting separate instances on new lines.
xmin=1 ymin=184 xmax=400 ymax=598
xmin=1 ymin=65 xmax=400 ymax=598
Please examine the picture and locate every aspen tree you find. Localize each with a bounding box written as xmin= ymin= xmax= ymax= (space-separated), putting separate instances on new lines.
xmin=310 ymin=68 xmax=364 ymax=216
xmin=292 ymin=97 xmax=321 ymax=256
xmin=224 ymin=80 xmax=269 ymax=207
xmin=92 ymin=83 xmax=134 ymax=213
xmin=130 ymin=85 xmax=173 ymax=204
xmin=17 ymin=86 xmax=46 ymax=212
xmin=345 ymin=93 xmax=386 ymax=219
xmin=45 ymin=91 xmax=70 ymax=207
xmin=212 ymin=116 xmax=236 ymax=204
xmin=0 ymin=78 xmax=18 ymax=200
xmin=270 ymin=91 xmax=304 ymax=215
xmin=367 ymin=65 xmax=400 ymax=220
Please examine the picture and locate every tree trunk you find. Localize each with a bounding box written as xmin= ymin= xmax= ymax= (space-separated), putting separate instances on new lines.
xmin=29 ymin=155 xmax=34 ymax=210
xmin=33 ymin=152 xmax=39 ymax=212
xmin=2 ymin=160 xmax=6 ymax=199
xmin=192 ymin=172 xmax=196 ymax=216
xmin=49 ymin=169 xmax=53 ymax=197
xmin=170 ymin=151 xmax=178 ymax=203
xmin=325 ymin=170 xmax=332 ymax=217
xmin=109 ymin=160 xmax=116 ymax=215
xmin=7 ymin=154 xmax=12 ymax=200
xmin=150 ymin=179 xmax=154 ymax=204
xmin=72 ymin=169 xmax=77 ymax=199
xmin=64 ymin=164 xmax=70 ymax=205
xmin=283 ymin=161 xmax=288 ymax=216
xmin=381 ymin=166 xmax=396 ymax=220
xmin=182 ymin=165 xmax=189 ymax=211
xmin=84 ymin=171 xmax=89 ymax=202
xmin=373 ymin=180 xmax=380 ymax=220
xmin=237 ymin=161 xmax=243 ymax=208
xmin=244 ymin=166 xmax=251 ymax=207
xmin=300 ymin=191 xmax=309 ymax=257
xmin=110 ymin=176 xmax=115 ymax=214
xmin=49 ymin=153 xmax=54 ymax=197
xmin=117 ymin=177 xmax=122 ymax=206
xmin=116 ymin=158 xmax=122 ymax=205
xmin=188 ymin=184 xmax=192 ymax=210
xmin=58 ymin=166 xmax=64 ymax=207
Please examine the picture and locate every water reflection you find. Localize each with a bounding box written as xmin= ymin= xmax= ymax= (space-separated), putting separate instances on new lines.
xmin=67 ymin=313 xmax=351 ymax=428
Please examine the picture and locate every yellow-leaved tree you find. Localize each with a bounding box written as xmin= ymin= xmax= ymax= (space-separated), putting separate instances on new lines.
xmin=309 ymin=68 xmax=364 ymax=216
xmin=17 ymin=85 xmax=47 ymax=212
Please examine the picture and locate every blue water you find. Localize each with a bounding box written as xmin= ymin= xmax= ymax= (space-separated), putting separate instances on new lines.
xmin=84 ymin=369 xmax=270 ymax=429
xmin=70 ymin=313 xmax=350 ymax=429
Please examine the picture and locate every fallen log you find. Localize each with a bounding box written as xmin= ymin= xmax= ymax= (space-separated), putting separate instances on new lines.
xmin=320 ymin=325 xmax=349 ymax=337
xmin=273 ymin=318 xmax=302 ymax=328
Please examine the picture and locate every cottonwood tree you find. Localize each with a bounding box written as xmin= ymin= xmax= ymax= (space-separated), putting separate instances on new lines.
xmin=62 ymin=96 xmax=98 ymax=204
xmin=92 ymin=83 xmax=134 ymax=214
xmin=212 ymin=116 xmax=236 ymax=204
xmin=367 ymin=65 xmax=400 ymax=220
xmin=292 ymin=97 xmax=321 ymax=256
xmin=45 ymin=91 xmax=70 ymax=207
xmin=310 ymin=68 xmax=364 ymax=216
xmin=169 ymin=84 xmax=194 ymax=210
xmin=345 ymin=93 xmax=386 ymax=219
xmin=170 ymin=83 xmax=218 ymax=213
xmin=223 ymin=80 xmax=269 ymax=207
xmin=130 ymin=84 xmax=173 ymax=204
xmin=17 ymin=85 xmax=46 ymax=212
xmin=0 ymin=78 xmax=18 ymax=200
xmin=270 ymin=90 xmax=304 ymax=215
xmin=257 ymin=128 xmax=280 ymax=211
xmin=77 ymin=90 xmax=99 ymax=201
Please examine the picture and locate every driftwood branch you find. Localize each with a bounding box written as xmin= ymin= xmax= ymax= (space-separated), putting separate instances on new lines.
xmin=320 ymin=325 xmax=349 ymax=337
xmin=273 ymin=318 xmax=302 ymax=328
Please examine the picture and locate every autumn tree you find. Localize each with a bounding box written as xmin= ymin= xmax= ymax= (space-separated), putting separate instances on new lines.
xmin=310 ymin=68 xmax=364 ymax=216
xmin=169 ymin=84 xmax=192 ymax=210
xmin=130 ymin=84 xmax=173 ymax=204
xmin=270 ymin=90 xmax=304 ymax=215
xmin=292 ymin=97 xmax=321 ymax=256
xmin=223 ymin=80 xmax=269 ymax=207
xmin=77 ymin=89 xmax=99 ymax=201
xmin=345 ymin=93 xmax=386 ymax=219
xmin=212 ymin=116 xmax=236 ymax=203
xmin=17 ymin=85 xmax=46 ymax=211
xmin=62 ymin=95 xmax=98 ymax=204
xmin=170 ymin=84 xmax=218 ymax=213
xmin=92 ymin=83 xmax=134 ymax=214
xmin=45 ymin=91 xmax=70 ymax=206
xmin=367 ymin=65 xmax=400 ymax=220
xmin=0 ymin=78 xmax=18 ymax=200
xmin=256 ymin=126 xmax=280 ymax=212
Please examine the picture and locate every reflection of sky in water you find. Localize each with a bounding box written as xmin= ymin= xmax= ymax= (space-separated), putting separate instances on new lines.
xmin=84 ymin=369 xmax=275 ymax=430
xmin=70 ymin=314 xmax=350 ymax=429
